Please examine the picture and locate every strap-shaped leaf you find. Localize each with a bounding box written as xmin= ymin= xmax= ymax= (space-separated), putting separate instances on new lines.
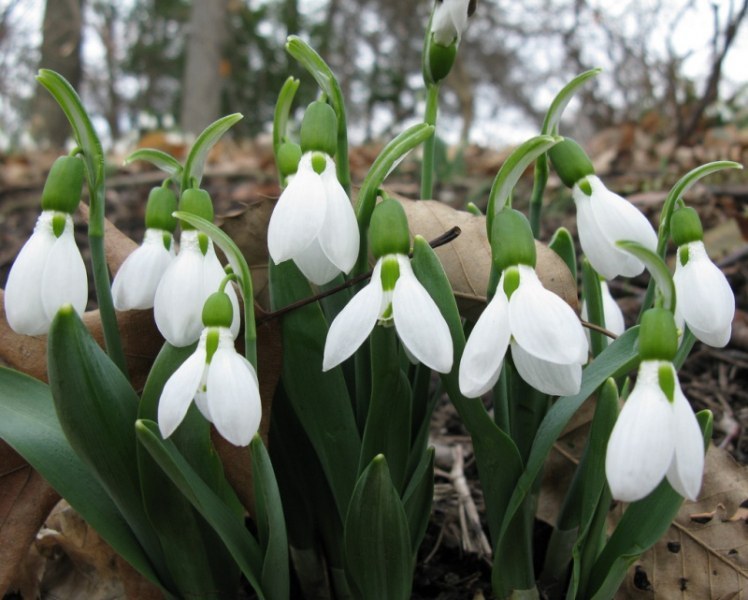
xmin=548 ymin=226 xmax=577 ymax=280
xmin=617 ymin=240 xmax=675 ymax=312
xmin=0 ymin=367 xmax=165 ymax=591
xmin=181 ymin=113 xmax=243 ymax=190
xmin=344 ymin=455 xmax=413 ymax=600
xmin=582 ymin=258 xmax=607 ymax=357
xmin=541 ymin=69 xmax=602 ymax=135
xmin=124 ymin=148 xmax=183 ymax=178
xmin=273 ymin=76 xmax=300 ymax=155
xmin=402 ymin=447 xmax=435 ymax=555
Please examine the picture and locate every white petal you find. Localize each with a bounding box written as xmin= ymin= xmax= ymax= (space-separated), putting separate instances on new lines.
xmin=207 ymin=348 xmax=262 ymax=446
xmin=41 ymin=222 xmax=88 ymax=321
xmin=605 ymin=361 xmax=675 ymax=502
xmin=112 ymin=229 xmax=175 ymax=310
xmin=267 ymin=155 xmax=326 ymax=264
xmin=293 ymin=237 xmax=341 ymax=286
xmin=674 ymin=241 xmax=734 ymax=347
xmin=431 ymin=0 xmax=469 ymax=44
xmin=322 ymin=261 xmax=383 ymax=371
xmin=4 ymin=213 xmax=57 ymax=335
xmin=392 ymin=257 xmax=453 ymax=373
xmin=509 ymin=266 xmax=588 ymax=365
xmin=600 ymin=280 xmax=626 ymax=336
xmin=511 ymin=342 xmax=582 ymax=396
xmin=319 ymin=164 xmax=359 ymax=275
xmin=459 ymin=291 xmax=510 ymax=397
xmin=154 ymin=233 xmax=206 ymax=346
xmin=158 ymin=347 xmax=207 ymax=438
xmin=666 ymin=385 xmax=704 ymax=500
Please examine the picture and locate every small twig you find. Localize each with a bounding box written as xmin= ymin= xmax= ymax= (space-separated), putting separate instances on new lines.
xmin=449 ymin=445 xmax=492 ymax=561
xmin=580 ymin=319 xmax=618 ymax=340
xmin=256 ymin=226 xmax=461 ymax=324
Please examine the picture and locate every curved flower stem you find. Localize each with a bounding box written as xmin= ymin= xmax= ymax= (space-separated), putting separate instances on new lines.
xmin=528 ymin=155 xmax=549 ymax=239
xmin=420 ymin=83 xmax=440 ymax=200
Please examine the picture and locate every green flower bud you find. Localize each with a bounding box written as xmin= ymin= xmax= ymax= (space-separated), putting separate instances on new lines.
xmin=41 ymin=156 xmax=84 ymax=214
xmin=145 ymin=187 xmax=178 ymax=232
xmin=202 ymin=291 xmax=234 ymax=328
xmin=639 ymin=307 xmax=678 ymax=361
xmin=670 ymin=206 xmax=703 ymax=246
xmin=370 ymin=199 xmax=410 ymax=258
xmin=427 ymin=39 xmax=457 ymax=83
xmin=178 ymin=188 xmax=214 ymax=230
xmin=491 ymin=208 xmax=537 ymax=271
xmin=548 ymin=138 xmax=595 ymax=189
xmin=277 ymin=142 xmax=302 ymax=179
xmin=300 ymin=101 xmax=338 ymax=157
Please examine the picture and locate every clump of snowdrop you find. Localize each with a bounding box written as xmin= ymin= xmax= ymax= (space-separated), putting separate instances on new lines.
xmin=323 ymin=198 xmax=453 ymax=373
xmin=158 ymin=287 xmax=261 ymax=447
xmin=154 ymin=188 xmax=239 ymax=347
xmin=5 ymin=156 xmax=88 ymax=335
xmin=267 ymin=101 xmax=359 ymax=285
xmin=670 ymin=206 xmax=734 ymax=347
xmin=605 ymin=308 xmax=705 ymax=502
xmin=460 ymin=208 xmax=589 ymax=397
xmin=112 ymin=185 xmax=178 ymax=311
xmin=549 ymin=138 xmax=657 ymax=280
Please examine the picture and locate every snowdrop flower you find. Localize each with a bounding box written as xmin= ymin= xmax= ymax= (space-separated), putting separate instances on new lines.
xmin=671 ymin=206 xmax=734 ymax=347
xmin=154 ymin=188 xmax=239 ymax=347
xmin=460 ymin=208 xmax=588 ymax=397
xmin=323 ymin=253 xmax=452 ymax=373
xmin=5 ymin=156 xmax=87 ymax=335
xmin=581 ymin=278 xmax=625 ymax=346
xmin=112 ymin=186 xmax=178 ymax=311
xmin=323 ymin=198 xmax=452 ymax=373
xmin=158 ymin=292 xmax=261 ymax=447
xmin=431 ymin=0 xmax=474 ymax=45
xmin=549 ymin=138 xmax=657 ymax=280
xmin=268 ymin=101 xmax=359 ymax=285
xmin=605 ymin=308 xmax=704 ymax=502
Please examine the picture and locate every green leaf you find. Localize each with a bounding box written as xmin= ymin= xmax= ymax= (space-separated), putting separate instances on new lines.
xmin=587 ymin=410 xmax=712 ymax=599
xmin=353 ymin=123 xmax=435 ymax=274
xmin=344 ymin=455 xmax=413 ymax=600
xmin=124 ymin=148 xmax=183 ymax=178
xmin=581 ymin=258 xmax=607 ymax=357
xmin=486 ymin=135 xmax=561 ymax=235
xmin=541 ymin=69 xmax=602 ymax=135
xmin=273 ymin=76 xmax=300 ymax=155
xmin=549 ymin=226 xmax=577 ymax=281
xmin=136 ymin=419 xmax=266 ymax=599
xmin=47 ymin=306 xmax=167 ymax=578
xmin=402 ymin=447 xmax=435 ymax=555
xmin=0 ymin=367 xmax=165 ymax=591
xmin=497 ymin=327 xmax=641 ymax=548
xmin=269 ymin=259 xmax=361 ymax=519
xmin=250 ymin=435 xmax=290 ymax=600
xmin=617 ymin=240 xmax=675 ymax=312
xmin=181 ymin=113 xmax=243 ymax=190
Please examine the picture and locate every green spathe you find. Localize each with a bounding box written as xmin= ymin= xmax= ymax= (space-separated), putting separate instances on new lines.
xmin=41 ymin=156 xmax=85 ymax=214
xmin=491 ymin=208 xmax=537 ymax=271
xmin=178 ymin=188 xmax=214 ymax=230
xmin=670 ymin=206 xmax=704 ymax=246
xmin=300 ymin=101 xmax=338 ymax=157
xmin=548 ymin=137 xmax=595 ymax=189
xmin=370 ymin=199 xmax=410 ymax=258
xmin=145 ymin=186 xmax=178 ymax=233
xmin=639 ymin=308 xmax=678 ymax=361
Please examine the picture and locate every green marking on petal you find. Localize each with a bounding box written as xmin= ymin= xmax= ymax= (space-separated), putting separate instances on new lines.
xmin=502 ymin=266 xmax=520 ymax=299
xmin=311 ymin=152 xmax=327 ymax=175
xmin=205 ymin=328 xmax=220 ymax=364
xmin=658 ymin=363 xmax=676 ymax=403
xmin=198 ymin=232 xmax=209 ymax=256
xmin=52 ymin=213 xmax=67 ymax=238
xmin=578 ymin=177 xmax=592 ymax=196
xmin=678 ymin=245 xmax=690 ymax=267
xmin=380 ymin=256 xmax=400 ymax=292
xmin=162 ymin=231 xmax=172 ymax=251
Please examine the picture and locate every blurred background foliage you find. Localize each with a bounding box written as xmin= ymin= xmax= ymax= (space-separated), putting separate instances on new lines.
xmin=0 ymin=0 xmax=746 ymax=151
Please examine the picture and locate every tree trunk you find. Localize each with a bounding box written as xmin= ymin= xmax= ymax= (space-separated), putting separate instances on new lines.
xmin=31 ymin=0 xmax=84 ymax=148
xmin=180 ymin=0 xmax=228 ymax=135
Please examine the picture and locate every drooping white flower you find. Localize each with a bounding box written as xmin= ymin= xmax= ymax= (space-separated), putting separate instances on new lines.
xmin=4 ymin=210 xmax=87 ymax=335
xmin=267 ymin=152 xmax=359 ymax=285
xmin=112 ymin=228 xmax=176 ymax=311
xmin=158 ymin=327 xmax=261 ymax=447
xmin=323 ymin=254 xmax=453 ymax=373
xmin=605 ymin=360 xmax=704 ymax=502
xmin=572 ymin=175 xmax=657 ymax=280
xmin=673 ymin=240 xmax=734 ymax=347
xmin=581 ymin=279 xmax=626 ymax=346
xmin=154 ymin=230 xmax=239 ymax=347
xmin=431 ymin=0 xmax=472 ymax=45
xmin=459 ymin=265 xmax=588 ymax=398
